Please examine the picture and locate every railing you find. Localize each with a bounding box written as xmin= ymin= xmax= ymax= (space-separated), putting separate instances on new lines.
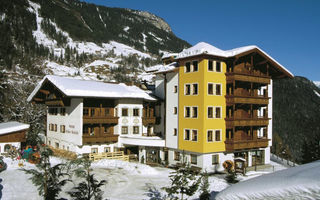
xmin=83 ymin=107 xmax=118 ymax=124
xmin=226 ymin=73 xmax=271 ymax=84
xmin=142 ymin=117 xmax=156 ymax=126
xmin=82 ymin=135 xmax=118 ymax=144
xmin=225 ymin=117 xmax=269 ymax=127
xmin=226 ymin=96 xmax=269 ymax=105
xmin=271 ymin=154 xmax=298 ymax=167
xmin=225 ymin=138 xmax=269 ymax=151
xmin=88 ymin=151 xmax=129 ymax=161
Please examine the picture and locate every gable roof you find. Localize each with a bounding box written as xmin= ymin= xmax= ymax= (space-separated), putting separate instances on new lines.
xmin=177 ymin=42 xmax=293 ymax=78
xmin=0 ymin=121 xmax=29 ymax=135
xmin=27 ymin=75 xmax=157 ymax=102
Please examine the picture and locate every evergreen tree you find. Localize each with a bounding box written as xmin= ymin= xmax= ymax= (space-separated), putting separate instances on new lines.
xmin=163 ymin=162 xmax=201 ymax=200
xmin=21 ymin=145 xmax=70 ymax=200
xmin=68 ymin=158 xmax=107 ymax=200
xmin=199 ymin=172 xmax=210 ymax=200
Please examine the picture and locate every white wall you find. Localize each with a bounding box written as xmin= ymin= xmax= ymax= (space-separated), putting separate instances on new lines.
xmin=165 ymin=72 xmax=179 ymax=149
xmin=47 ymin=98 xmax=83 ymax=152
xmin=0 ymin=142 xmax=20 ymax=153
xmin=76 ymin=143 xmax=117 ymax=154
xmin=155 ymin=74 xmax=165 ymax=99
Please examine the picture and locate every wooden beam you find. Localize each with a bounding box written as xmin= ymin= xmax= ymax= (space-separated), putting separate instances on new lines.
xmin=40 ymin=89 xmax=50 ymax=95
xmin=34 ymin=98 xmax=44 ymax=102
xmin=256 ymin=60 xmax=268 ymax=66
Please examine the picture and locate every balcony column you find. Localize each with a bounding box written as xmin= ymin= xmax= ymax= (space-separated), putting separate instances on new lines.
xmin=267 ymin=64 xmax=269 ymax=76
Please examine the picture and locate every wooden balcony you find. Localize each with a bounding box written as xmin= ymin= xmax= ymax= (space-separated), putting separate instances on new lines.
xmin=226 ymin=96 xmax=269 ymax=105
xmin=83 ymin=107 xmax=118 ymax=124
xmin=226 ymin=73 xmax=270 ymax=84
xmin=142 ymin=117 xmax=156 ymax=126
xmin=225 ymin=117 xmax=269 ymax=128
xmin=82 ymin=135 xmax=118 ymax=144
xmin=225 ymin=138 xmax=269 ymax=152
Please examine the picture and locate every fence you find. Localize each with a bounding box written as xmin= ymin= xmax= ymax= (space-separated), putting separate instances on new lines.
xmin=89 ymin=151 xmax=129 ymax=161
xmin=271 ymin=153 xmax=298 ymax=167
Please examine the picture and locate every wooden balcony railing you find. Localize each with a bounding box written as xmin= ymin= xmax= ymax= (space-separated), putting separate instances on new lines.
xmin=142 ymin=117 xmax=156 ymax=126
xmin=226 ymin=73 xmax=271 ymax=84
xmin=225 ymin=138 xmax=269 ymax=152
xmin=225 ymin=117 xmax=269 ymax=128
xmin=82 ymin=135 xmax=118 ymax=144
xmin=83 ymin=107 xmax=118 ymax=124
xmin=226 ymin=96 xmax=269 ymax=105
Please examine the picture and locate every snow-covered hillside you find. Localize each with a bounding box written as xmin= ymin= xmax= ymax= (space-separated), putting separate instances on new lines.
xmin=314 ymin=81 xmax=320 ymax=88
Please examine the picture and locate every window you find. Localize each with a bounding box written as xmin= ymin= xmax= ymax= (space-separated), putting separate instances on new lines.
xmin=174 ymin=151 xmax=180 ymax=161
xmin=212 ymin=154 xmax=219 ymax=164
xmin=49 ymin=107 xmax=58 ymax=115
xmin=90 ymin=109 xmax=95 ymax=117
xmin=208 ymin=83 xmax=213 ymax=95
xmin=215 ymin=130 xmax=221 ymax=141
xmin=121 ymin=126 xmax=128 ymax=134
xmin=191 ymin=154 xmax=197 ymax=164
xmin=192 ymin=107 xmax=198 ymax=118
xmin=216 ymin=84 xmax=221 ymax=95
xmin=55 ymin=142 xmax=59 ymax=149
xmin=54 ymin=124 xmax=57 ymax=132
xmin=185 ymin=84 xmax=191 ymax=95
xmin=104 ymin=147 xmax=110 ymax=153
xmin=207 ymin=130 xmax=213 ymax=142
xmin=104 ymin=125 xmax=110 ymax=134
xmin=91 ymin=148 xmax=98 ymax=154
xmin=215 ymin=107 xmax=221 ymax=118
xmin=122 ymin=108 xmax=128 ymax=116
xmin=174 ymin=107 xmax=177 ymax=114
xmin=83 ymin=108 xmax=89 ymax=116
xmin=174 ymin=85 xmax=178 ymax=93
xmin=133 ymin=108 xmax=140 ymax=117
xmin=192 ymin=61 xmax=198 ymax=72
xmin=208 ymin=107 xmax=213 ymax=118
xmin=105 ymin=108 xmax=110 ymax=116
xmin=216 ymin=61 xmax=221 ymax=72
xmin=185 ymin=62 xmax=191 ymax=72
xmin=192 ymin=130 xmax=198 ymax=141
xmin=60 ymin=125 xmax=65 ymax=133
xmin=174 ymin=128 xmax=177 ymax=136
xmin=60 ymin=108 xmax=66 ymax=116
xmin=184 ymin=129 xmax=190 ymax=140
xmin=133 ymin=126 xmax=139 ymax=134
xmin=192 ymin=83 xmax=198 ymax=95
xmin=185 ymin=107 xmax=191 ymax=118
xmin=83 ymin=126 xmax=88 ymax=134
xmin=208 ymin=60 xmax=213 ymax=71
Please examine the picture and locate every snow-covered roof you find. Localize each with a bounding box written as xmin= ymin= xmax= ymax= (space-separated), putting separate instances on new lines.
xmin=177 ymin=42 xmax=293 ymax=77
xmin=216 ymin=160 xmax=320 ymax=200
xmin=28 ymin=75 xmax=157 ymax=101
xmin=0 ymin=121 xmax=29 ymax=135
xmin=161 ymin=53 xmax=178 ymax=60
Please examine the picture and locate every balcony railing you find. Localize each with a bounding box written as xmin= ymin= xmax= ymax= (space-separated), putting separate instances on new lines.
xmin=83 ymin=107 xmax=118 ymax=124
xmin=226 ymin=73 xmax=271 ymax=84
xmin=225 ymin=117 xmax=269 ymax=127
xmin=225 ymin=138 xmax=269 ymax=152
xmin=226 ymin=96 xmax=269 ymax=105
xmin=142 ymin=117 xmax=156 ymax=126
xmin=82 ymin=135 xmax=118 ymax=144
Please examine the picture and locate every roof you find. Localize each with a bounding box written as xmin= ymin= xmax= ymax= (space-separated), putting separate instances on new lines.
xmin=28 ymin=75 xmax=157 ymax=102
xmin=0 ymin=121 xmax=30 ymax=135
xmin=176 ymin=42 xmax=293 ymax=78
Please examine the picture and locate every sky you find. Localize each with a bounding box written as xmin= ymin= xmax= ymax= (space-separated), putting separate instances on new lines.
xmin=83 ymin=0 xmax=320 ymax=81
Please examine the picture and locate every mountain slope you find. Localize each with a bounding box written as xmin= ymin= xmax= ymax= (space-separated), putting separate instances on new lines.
xmin=273 ymin=76 xmax=320 ymax=163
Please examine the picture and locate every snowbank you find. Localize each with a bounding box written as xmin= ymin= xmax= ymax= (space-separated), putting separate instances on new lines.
xmin=91 ymin=159 xmax=159 ymax=175
xmin=216 ymin=160 xmax=320 ymax=200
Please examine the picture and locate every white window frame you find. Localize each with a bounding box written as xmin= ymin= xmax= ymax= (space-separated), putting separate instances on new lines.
xmin=215 ymin=106 xmax=222 ymax=119
xmin=191 ymin=129 xmax=198 ymax=142
xmin=215 ymin=129 xmax=222 ymax=142
xmin=192 ymin=60 xmax=199 ymax=72
xmin=184 ymin=129 xmax=191 ymax=141
xmin=185 ymin=84 xmax=191 ymax=95
xmin=184 ymin=106 xmax=191 ymax=118
xmin=207 ymin=130 xmax=214 ymax=142
xmin=185 ymin=62 xmax=191 ymax=73
xmin=192 ymin=106 xmax=198 ymax=118
xmin=192 ymin=83 xmax=199 ymax=95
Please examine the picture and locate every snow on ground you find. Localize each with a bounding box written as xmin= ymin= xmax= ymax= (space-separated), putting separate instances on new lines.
xmin=0 ymin=156 xmax=292 ymax=200
xmin=216 ymin=161 xmax=320 ymax=200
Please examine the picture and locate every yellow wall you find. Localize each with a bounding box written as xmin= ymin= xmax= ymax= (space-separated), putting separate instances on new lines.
xmin=178 ymin=58 xmax=226 ymax=153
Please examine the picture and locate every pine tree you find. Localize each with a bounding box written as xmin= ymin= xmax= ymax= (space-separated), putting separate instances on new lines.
xmin=67 ymin=158 xmax=107 ymax=200
xmin=21 ymin=145 xmax=70 ymax=200
xmin=199 ymin=172 xmax=210 ymax=200
xmin=163 ymin=162 xmax=201 ymax=200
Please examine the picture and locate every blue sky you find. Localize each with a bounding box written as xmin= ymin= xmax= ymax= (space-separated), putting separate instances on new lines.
xmin=83 ymin=0 xmax=320 ymax=81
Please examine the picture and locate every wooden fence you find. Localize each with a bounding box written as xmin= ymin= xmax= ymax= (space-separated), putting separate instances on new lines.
xmin=89 ymin=151 xmax=129 ymax=161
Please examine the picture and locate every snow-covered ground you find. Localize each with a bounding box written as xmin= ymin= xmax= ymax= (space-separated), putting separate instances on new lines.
xmin=0 ymin=156 xmax=292 ymax=200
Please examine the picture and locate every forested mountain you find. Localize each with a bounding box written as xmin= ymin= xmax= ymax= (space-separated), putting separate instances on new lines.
xmin=273 ymin=76 xmax=320 ymax=164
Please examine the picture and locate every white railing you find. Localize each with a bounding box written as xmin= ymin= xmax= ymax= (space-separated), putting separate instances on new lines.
xmin=89 ymin=151 xmax=129 ymax=162
xmin=271 ymin=153 xmax=298 ymax=167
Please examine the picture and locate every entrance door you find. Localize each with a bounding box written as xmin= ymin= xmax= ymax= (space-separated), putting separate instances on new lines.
xmin=146 ymin=148 xmax=159 ymax=165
